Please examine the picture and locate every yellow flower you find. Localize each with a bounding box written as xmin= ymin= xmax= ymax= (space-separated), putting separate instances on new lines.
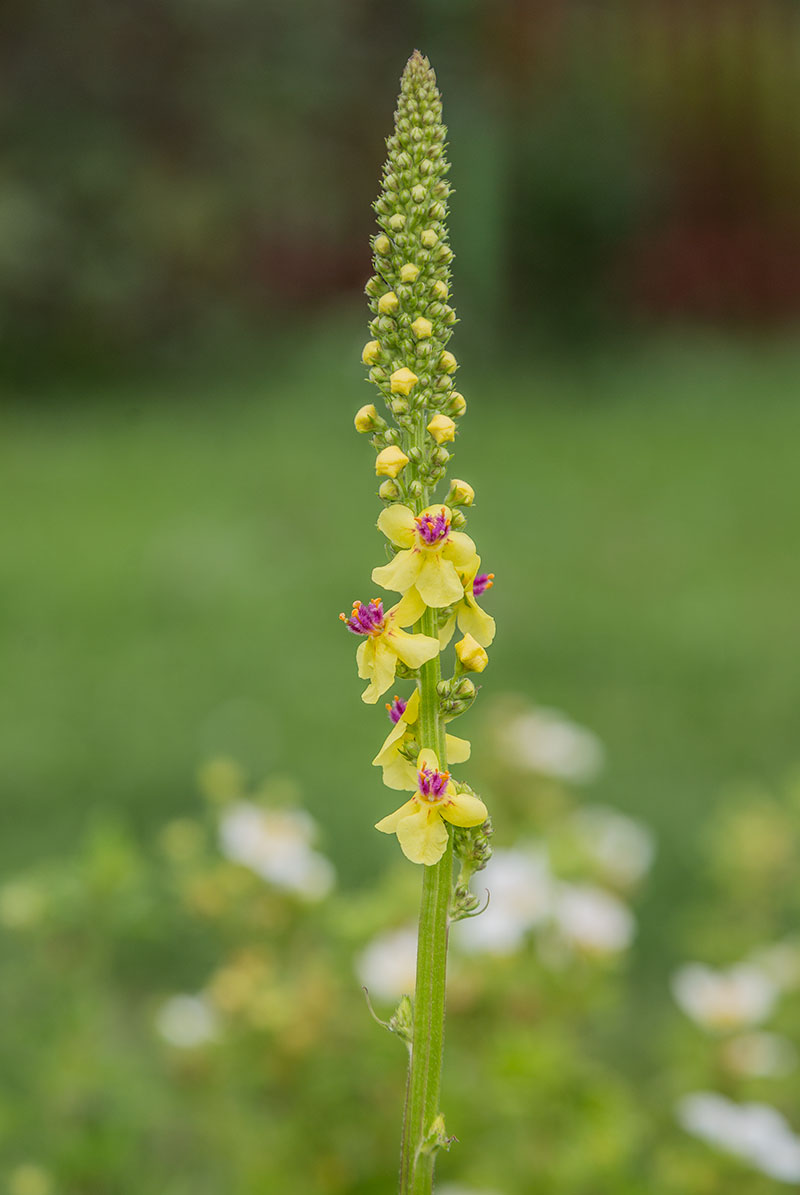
xmin=361 ymin=340 xmax=381 ymax=365
xmin=400 ymin=263 xmax=420 ymax=283
xmin=373 ymin=689 xmax=470 ymax=790
xmin=340 ymin=591 xmax=439 ymax=704
xmin=427 ymin=413 xmax=456 ymax=444
xmin=374 ymin=234 xmax=391 ymax=254
xmin=455 ymin=633 xmax=489 ymax=673
xmin=439 ymin=350 xmax=457 ymax=373
xmin=375 ymin=748 xmax=488 ymax=865
xmin=411 ymin=317 xmax=432 ymax=339
xmin=439 ymin=564 xmax=495 ymax=648
xmin=449 ymin=391 xmax=467 ymax=416
xmin=378 ymin=291 xmax=399 ymax=315
xmin=375 ymin=446 xmax=410 ymax=478
xmin=372 ymin=504 xmax=479 ymax=607
xmin=354 ymin=403 xmax=378 ymax=432
xmin=390 ymin=368 xmax=419 ymax=396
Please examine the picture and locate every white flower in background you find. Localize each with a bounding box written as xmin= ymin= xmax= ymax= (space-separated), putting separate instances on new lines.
xmin=0 ymin=880 xmax=45 ymax=930
xmin=748 ymin=940 xmax=800 ymax=993
xmin=677 ymin=1092 xmax=800 ymax=1183
xmin=155 ymin=994 xmax=219 ymax=1049
xmin=8 ymin=1165 xmax=53 ymax=1195
xmin=219 ymin=801 xmax=335 ymax=900
xmin=569 ymin=805 xmax=655 ymax=888
xmin=723 ymin=1032 xmax=797 ymax=1078
xmin=500 ymin=707 xmax=604 ymax=784
xmin=671 ymin=963 xmax=778 ymax=1031
xmin=356 ymin=926 xmax=418 ymax=1000
xmin=552 ymin=883 xmax=635 ymax=955
xmin=453 ymin=847 xmax=553 ymax=956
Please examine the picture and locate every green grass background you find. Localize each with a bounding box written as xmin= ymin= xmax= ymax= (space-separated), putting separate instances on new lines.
xmin=2 ymin=322 xmax=797 ymax=976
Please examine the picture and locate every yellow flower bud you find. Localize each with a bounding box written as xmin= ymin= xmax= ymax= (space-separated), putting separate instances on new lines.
xmin=456 ymin=633 xmax=489 ymax=673
xmin=375 ymin=445 xmax=410 ymax=478
xmin=450 ymin=391 xmax=467 ymax=416
xmin=427 ymin=413 xmax=456 ymax=444
xmin=420 ymin=229 xmax=438 ymax=248
xmin=411 ymin=185 xmax=425 ymax=203
xmin=362 ymin=340 xmax=381 ymax=365
xmin=411 ymin=316 xmax=432 ymax=339
xmin=389 ymin=214 xmax=406 ymax=231
xmin=448 ymin=478 xmax=474 ymax=506
xmin=390 ymin=367 xmax=419 ymax=396
xmin=374 ymin=235 xmax=391 ymax=255
xmin=378 ymin=291 xmax=399 ymax=315
xmin=432 ymin=279 xmax=449 ymax=300
xmin=400 ymin=263 xmax=420 ymax=284
xmin=378 ymin=478 xmax=400 ymax=501
xmin=439 ymin=350 xmax=458 ymax=373
xmin=354 ymin=403 xmax=379 ymax=433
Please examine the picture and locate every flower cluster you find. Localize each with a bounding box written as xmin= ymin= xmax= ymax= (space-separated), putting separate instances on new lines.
xmin=341 ymin=52 xmax=494 ymax=867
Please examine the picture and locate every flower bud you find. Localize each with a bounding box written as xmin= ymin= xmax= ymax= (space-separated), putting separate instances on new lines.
xmin=390 ymin=396 xmax=409 ymax=415
xmin=432 ymin=279 xmax=448 ymax=301
xmin=439 ymin=350 xmax=457 ymax=373
xmin=362 ymin=340 xmax=381 ymax=365
xmin=429 ymin=202 xmax=446 ymax=220
xmin=446 ymin=478 xmax=474 ymax=506
xmin=411 ymin=317 xmax=432 ymax=339
xmin=450 ymin=509 xmax=466 ymax=528
xmin=420 ymin=229 xmax=438 ymax=248
xmin=354 ymin=403 xmax=381 ymax=433
xmin=374 ymin=234 xmax=391 ymax=255
xmin=389 ymin=214 xmax=406 ymax=231
xmin=455 ymin=634 xmax=489 ymax=673
xmin=390 ymin=367 xmax=419 ymax=396
xmin=437 ymin=244 xmax=453 ymax=262
xmin=378 ymin=478 xmax=401 ymax=501
xmin=411 ymin=184 xmax=426 ymax=203
xmin=448 ymin=391 xmax=466 ymax=416
xmin=427 ymin=413 xmax=456 ymax=444
xmin=375 ymin=446 xmax=410 ymax=478
xmin=400 ymin=263 xmax=420 ymax=284
xmin=378 ymin=291 xmax=399 ymax=315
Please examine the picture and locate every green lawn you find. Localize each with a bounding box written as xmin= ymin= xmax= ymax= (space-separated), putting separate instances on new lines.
xmin=2 ymin=322 xmax=798 ymax=972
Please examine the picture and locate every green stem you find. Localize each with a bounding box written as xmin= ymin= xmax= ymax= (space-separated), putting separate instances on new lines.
xmin=399 ymin=435 xmax=452 ymax=1194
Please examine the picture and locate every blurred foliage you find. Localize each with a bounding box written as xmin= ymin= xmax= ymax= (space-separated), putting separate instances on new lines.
xmin=4 ymin=0 xmax=800 ymax=374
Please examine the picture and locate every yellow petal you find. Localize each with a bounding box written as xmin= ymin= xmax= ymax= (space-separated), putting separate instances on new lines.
xmin=361 ymin=639 xmax=397 ymax=703
xmin=377 ymin=504 xmax=417 ymax=548
xmin=440 ymin=791 xmax=488 ymax=827
xmin=415 ymin=553 xmax=464 ymax=607
xmin=371 ymin=718 xmax=407 ymax=766
xmin=355 ymin=638 xmax=372 ymax=680
xmin=444 ymin=531 xmax=479 ymax=570
xmin=378 ymin=750 xmax=419 ymax=792
xmin=390 ymin=588 xmax=426 ymax=628
xmin=438 ymin=611 xmax=457 ymax=649
xmin=444 ymin=733 xmax=471 ymax=763
xmin=396 ymin=806 xmax=449 ymax=865
xmin=375 ymin=798 xmax=418 ymax=833
xmin=416 ymin=747 xmax=440 ymax=772
xmin=457 ymin=598 xmax=496 ymax=648
xmin=390 ymin=628 xmax=440 ymax=670
xmin=403 ymin=688 xmax=421 ymax=723
xmin=372 ymin=549 xmax=421 ymax=595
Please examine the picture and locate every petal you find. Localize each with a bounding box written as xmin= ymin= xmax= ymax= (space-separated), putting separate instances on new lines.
xmin=438 ymin=611 xmax=457 ymax=649
xmin=444 ymin=531 xmax=479 ymax=570
xmin=396 ymin=806 xmax=449 ymax=865
xmin=390 ymin=587 xmax=426 ymax=627
xmin=361 ymin=639 xmax=397 ymax=703
xmin=377 ymin=504 xmax=417 ymax=548
xmin=372 ymin=549 xmax=422 ymax=595
xmin=390 ymin=629 xmax=440 ymax=670
xmin=375 ymin=798 xmax=418 ymax=833
xmin=378 ymin=751 xmax=419 ymax=791
xmin=356 ymin=638 xmax=372 ymax=680
xmin=371 ymin=718 xmax=407 ymax=766
xmin=440 ymin=791 xmax=488 ymax=827
xmin=416 ymin=747 xmax=440 ymax=771
xmin=444 ymin=733 xmax=471 ymax=763
xmin=415 ymin=554 xmax=464 ymax=607
xmin=418 ymin=503 xmax=453 ymax=523
xmin=458 ymin=597 xmax=496 ymax=647
xmin=403 ymin=688 xmax=421 ymax=724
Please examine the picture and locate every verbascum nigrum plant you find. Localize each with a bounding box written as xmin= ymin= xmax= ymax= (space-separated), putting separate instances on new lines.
xmin=340 ymin=51 xmax=496 ymax=1194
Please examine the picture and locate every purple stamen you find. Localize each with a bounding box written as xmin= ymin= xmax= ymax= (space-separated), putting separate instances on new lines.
xmin=386 ymin=695 xmax=408 ymax=724
xmin=417 ymin=764 xmax=450 ymax=801
xmin=472 ymin=571 xmax=495 ymax=598
xmin=415 ymin=508 xmax=450 ymax=547
xmin=341 ymin=599 xmax=386 ymax=636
